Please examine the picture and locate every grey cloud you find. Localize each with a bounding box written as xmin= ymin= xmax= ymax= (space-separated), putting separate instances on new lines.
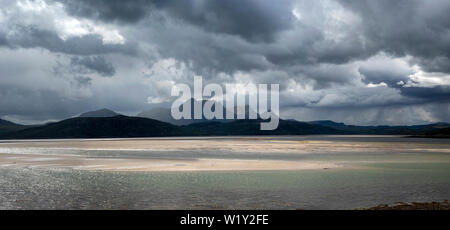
xmin=412 ymin=56 xmax=450 ymax=74
xmin=282 ymin=102 xmax=450 ymax=126
xmin=3 ymin=25 xmax=136 ymax=56
xmin=46 ymin=0 xmax=450 ymax=75
xmin=59 ymin=0 xmax=294 ymax=42
xmin=264 ymin=31 xmax=374 ymax=67
xmin=59 ymin=0 xmax=151 ymax=23
xmin=73 ymin=76 xmax=92 ymax=88
xmin=400 ymin=86 xmax=450 ymax=102
xmin=54 ymin=0 xmax=390 ymax=77
xmin=71 ymin=56 xmax=116 ymax=77
xmin=338 ymin=0 xmax=450 ymax=73
xmin=128 ymin=2 xmax=375 ymax=78
xmin=0 ymin=32 xmax=8 ymax=46
xmin=297 ymin=64 xmax=360 ymax=89
xmin=0 ymin=84 xmax=88 ymax=121
xmin=153 ymin=0 xmax=294 ymax=42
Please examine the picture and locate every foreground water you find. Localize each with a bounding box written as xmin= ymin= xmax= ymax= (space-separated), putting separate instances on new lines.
xmin=0 ymin=136 xmax=449 ymax=209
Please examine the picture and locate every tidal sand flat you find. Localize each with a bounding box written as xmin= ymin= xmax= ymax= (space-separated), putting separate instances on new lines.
xmin=0 ymin=136 xmax=449 ymax=209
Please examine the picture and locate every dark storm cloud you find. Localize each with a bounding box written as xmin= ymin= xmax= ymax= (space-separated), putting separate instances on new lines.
xmin=60 ymin=0 xmax=446 ymax=76
xmin=265 ymin=31 xmax=375 ymax=68
xmin=0 ymin=84 xmax=90 ymax=121
xmin=71 ymin=56 xmax=116 ymax=77
xmin=0 ymin=32 xmax=8 ymax=46
xmin=149 ymin=35 xmax=272 ymax=75
xmin=412 ymin=56 xmax=450 ymax=74
xmin=59 ymin=0 xmax=294 ymax=42
xmin=73 ymin=76 xmax=92 ymax=87
xmin=2 ymin=25 xmax=136 ymax=56
xmin=337 ymin=0 xmax=450 ymax=73
xmin=400 ymin=86 xmax=450 ymax=102
xmin=153 ymin=0 xmax=294 ymax=42
xmin=59 ymin=0 xmax=151 ymax=23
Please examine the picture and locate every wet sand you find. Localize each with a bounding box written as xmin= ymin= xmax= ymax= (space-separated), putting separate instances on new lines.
xmin=0 ymin=153 xmax=338 ymax=171
xmin=0 ymin=136 xmax=449 ymax=172
xmin=1 ymin=136 xmax=449 ymax=154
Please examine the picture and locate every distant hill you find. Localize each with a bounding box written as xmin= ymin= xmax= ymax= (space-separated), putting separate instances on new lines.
xmin=137 ymin=107 xmax=195 ymax=126
xmin=308 ymin=120 xmax=347 ymax=128
xmin=138 ymin=99 xmax=208 ymax=125
xmin=0 ymin=118 xmax=19 ymax=127
xmin=1 ymin=115 xmax=179 ymax=139
xmin=0 ymin=116 xmax=345 ymax=139
xmin=79 ymin=108 xmax=121 ymax=118
xmin=138 ymin=98 xmax=258 ymax=126
xmin=307 ymin=120 xmax=450 ymax=135
xmin=182 ymin=119 xmax=348 ymax=136
xmin=0 ymin=119 xmax=28 ymax=134
xmin=1 ymin=113 xmax=449 ymax=139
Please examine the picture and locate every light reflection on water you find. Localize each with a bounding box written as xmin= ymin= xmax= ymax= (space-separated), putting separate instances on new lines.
xmin=0 ymin=136 xmax=449 ymax=210
xmin=0 ymin=163 xmax=449 ymax=210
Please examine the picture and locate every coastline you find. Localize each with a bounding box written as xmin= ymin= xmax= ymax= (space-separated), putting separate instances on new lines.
xmin=364 ymin=201 xmax=450 ymax=210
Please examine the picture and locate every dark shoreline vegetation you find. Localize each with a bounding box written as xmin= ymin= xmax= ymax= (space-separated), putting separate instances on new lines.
xmin=364 ymin=201 xmax=450 ymax=210
xmin=409 ymin=127 xmax=450 ymax=139
xmin=0 ymin=113 xmax=449 ymax=139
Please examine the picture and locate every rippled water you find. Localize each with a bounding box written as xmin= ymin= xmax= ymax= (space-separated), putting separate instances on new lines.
xmin=0 ymin=136 xmax=449 ymax=210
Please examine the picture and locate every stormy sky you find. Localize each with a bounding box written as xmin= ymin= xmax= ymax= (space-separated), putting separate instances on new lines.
xmin=0 ymin=0 xmax=449 ymax=125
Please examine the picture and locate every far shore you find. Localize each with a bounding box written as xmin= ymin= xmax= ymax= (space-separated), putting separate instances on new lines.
xmin=364 ymin=201 xmax=450 ymax=210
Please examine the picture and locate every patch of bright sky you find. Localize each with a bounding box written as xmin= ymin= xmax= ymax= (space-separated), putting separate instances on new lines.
xmin=406 ymin=69 xmax=450 ymax=87
xmin=16 ymin=0 xmax=125 ymax=45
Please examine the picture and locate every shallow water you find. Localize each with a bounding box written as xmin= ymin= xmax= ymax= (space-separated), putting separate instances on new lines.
xmin=0 ymin=136 xmax=449 ymax=210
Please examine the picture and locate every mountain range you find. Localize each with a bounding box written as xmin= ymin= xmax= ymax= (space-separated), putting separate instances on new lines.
xmin=78 ymin=108 xmax=121 ymax=118
xmin=0 ymin=118 xmax=29 ymax=135
xmin=1 ymin=115 xmax=178 ymax=139
xmin=0 ymin=106 xmax=449 ymax=139
xmin=137 ymin=98 xmax=251 ymax=125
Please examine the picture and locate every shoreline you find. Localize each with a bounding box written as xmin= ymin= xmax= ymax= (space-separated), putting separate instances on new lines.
xmin=0 ymin=153 xmax=341 ymax=172
xmin=364 ymin=201 xmax=450 ymax=210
